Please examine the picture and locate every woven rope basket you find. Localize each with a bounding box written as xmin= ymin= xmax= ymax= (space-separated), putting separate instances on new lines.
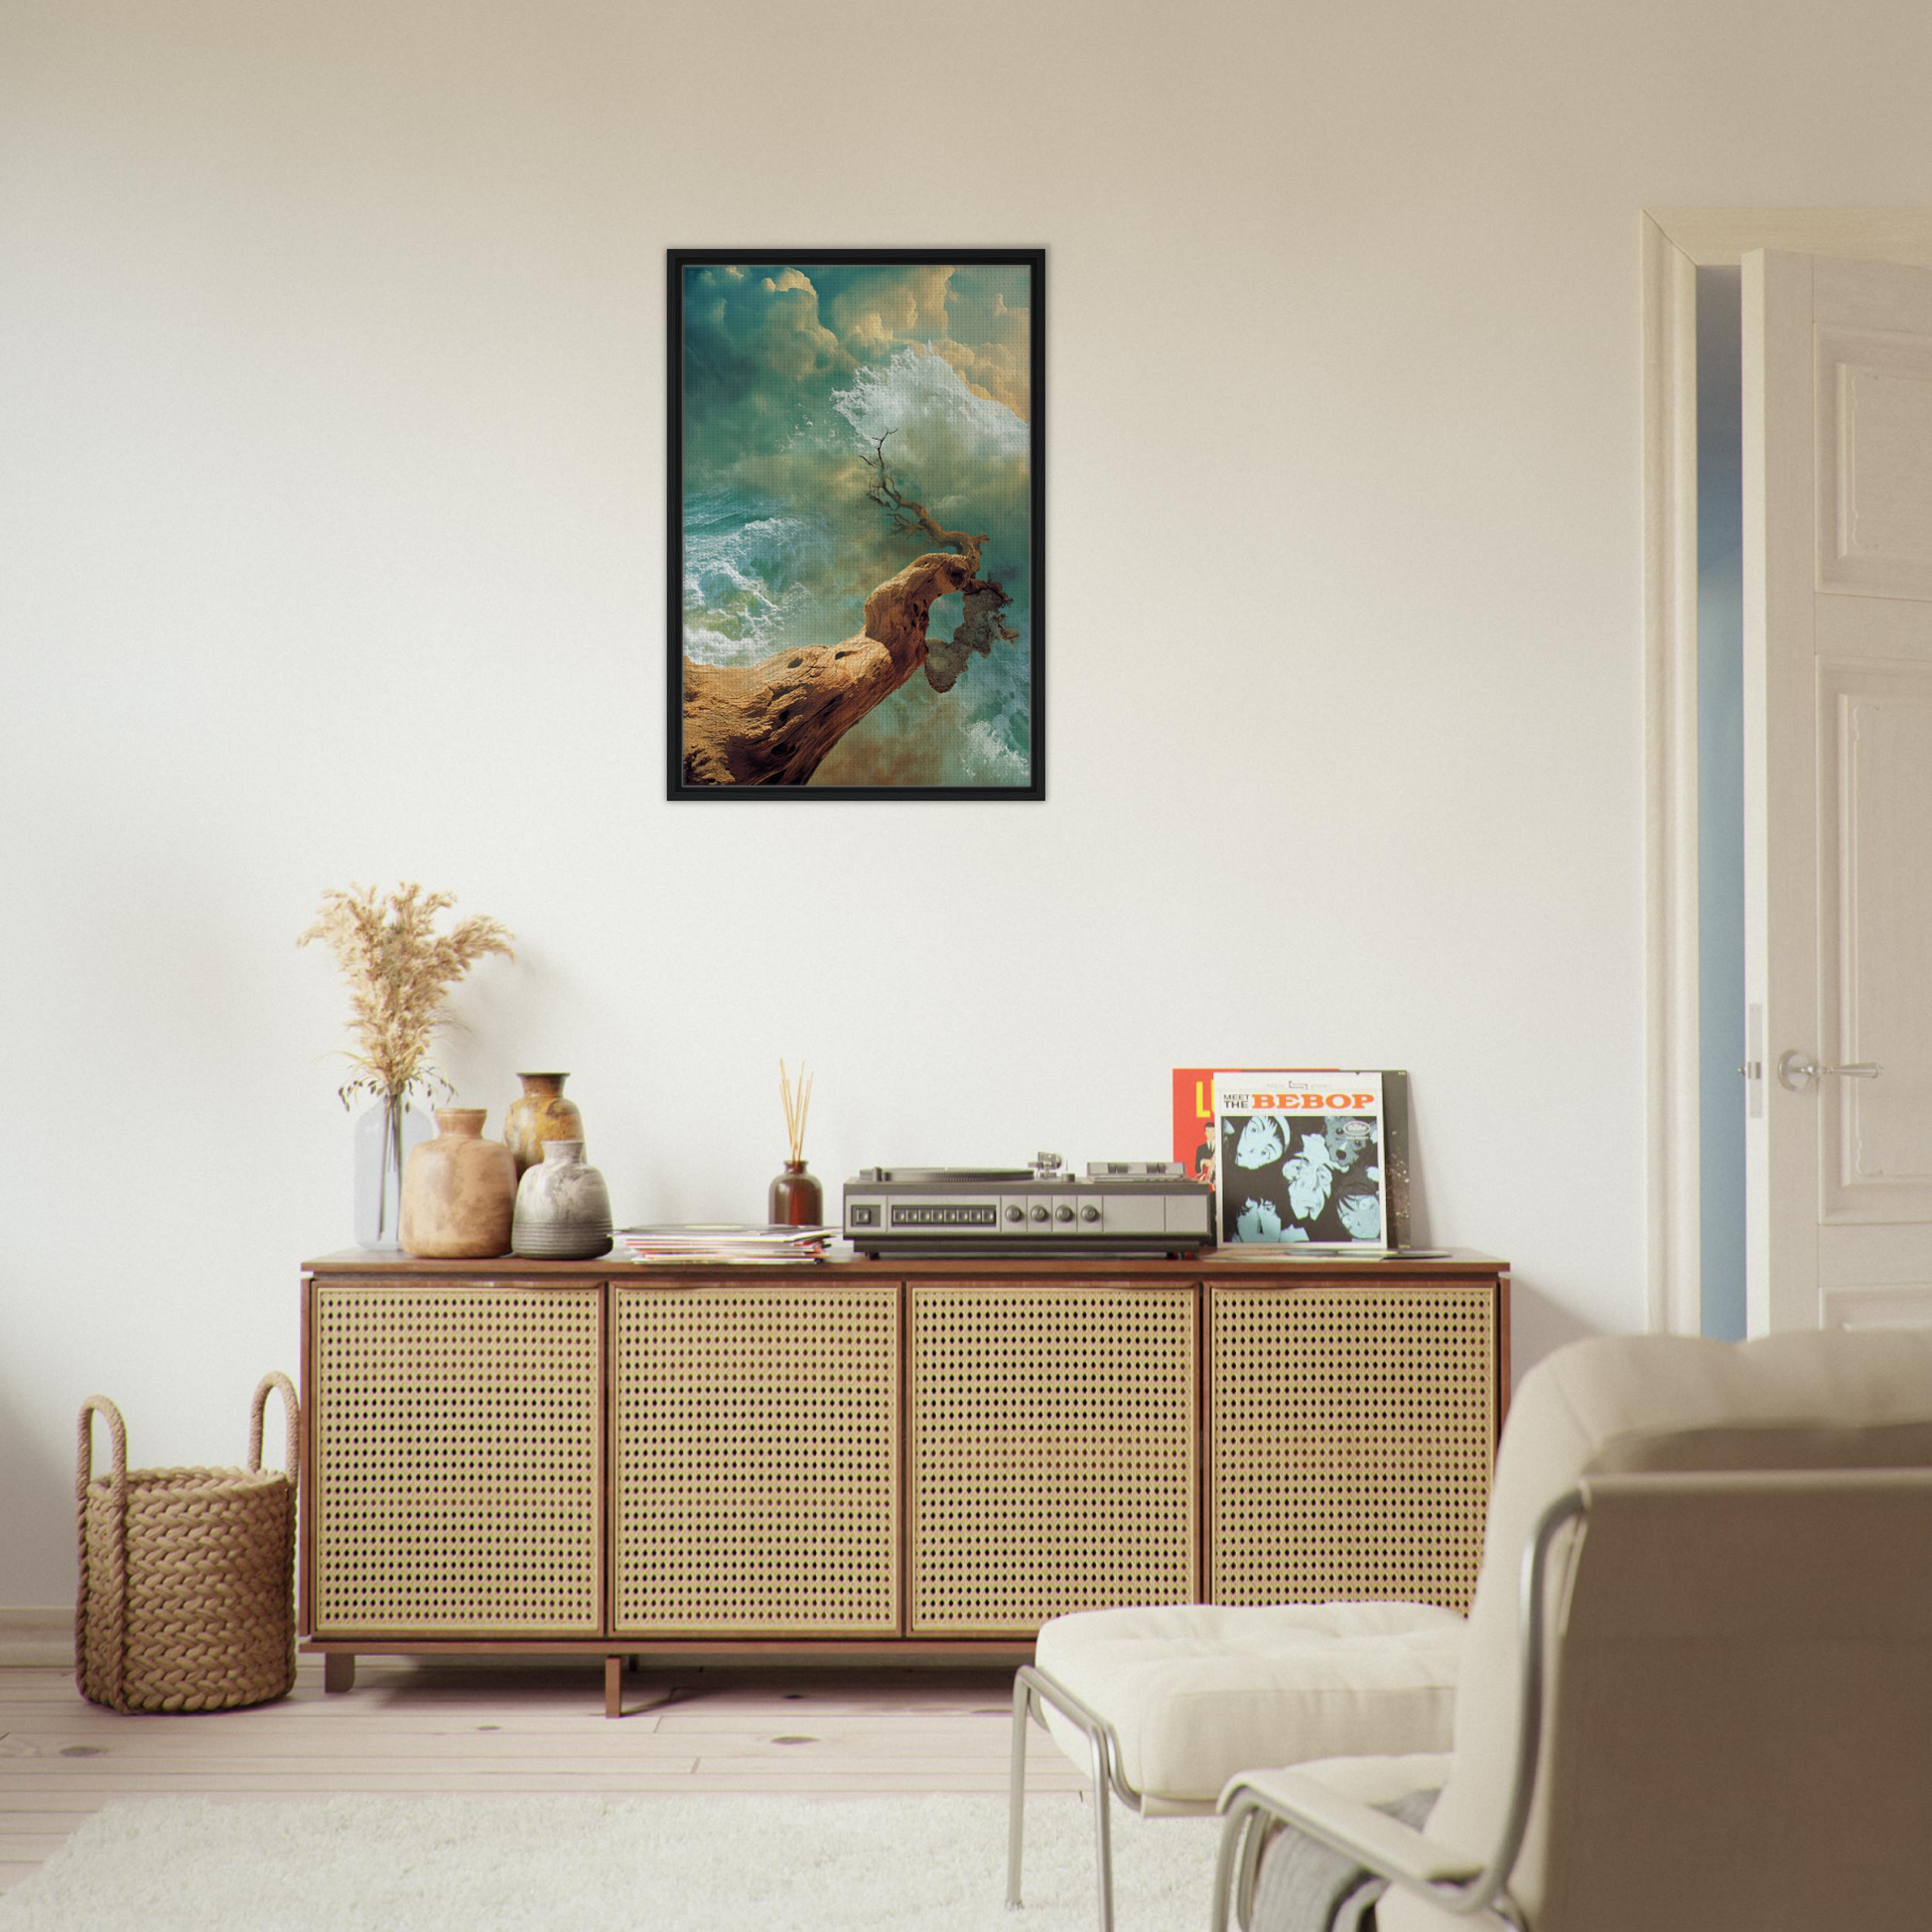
xmin=75 ymin=1373 xmax=300 ymax=1714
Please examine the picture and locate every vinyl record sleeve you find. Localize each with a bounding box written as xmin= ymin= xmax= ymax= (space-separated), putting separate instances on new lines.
xmin=1172 ymin=1067 xmax=1411 ymax=1248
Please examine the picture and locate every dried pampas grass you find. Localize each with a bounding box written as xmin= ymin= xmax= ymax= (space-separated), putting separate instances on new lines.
xmin=298 ymin=883 xmax=515 ymax=1107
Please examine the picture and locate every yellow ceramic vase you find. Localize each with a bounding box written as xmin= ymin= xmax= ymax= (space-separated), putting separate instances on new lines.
xmin=399 ymin=1109 xmax=515 ymax=1258
xmin=503 ymin=1072 xmax=586 ymax=1178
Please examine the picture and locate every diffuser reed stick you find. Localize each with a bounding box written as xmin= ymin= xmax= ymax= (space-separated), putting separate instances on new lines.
xmin=779 ymin=1058 xmax=813 ymax=1164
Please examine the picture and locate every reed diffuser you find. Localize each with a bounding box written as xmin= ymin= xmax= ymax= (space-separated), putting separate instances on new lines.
xmin=769 ymin=1058 xmax=823 ymax=1227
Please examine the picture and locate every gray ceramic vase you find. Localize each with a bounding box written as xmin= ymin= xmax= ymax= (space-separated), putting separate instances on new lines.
xmin=511 ymin=1140 xmax=614 ymax=1260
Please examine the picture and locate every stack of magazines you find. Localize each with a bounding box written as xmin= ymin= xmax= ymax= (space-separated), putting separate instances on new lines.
xmin=613 ymin=1224 xmax=838 ymax=1264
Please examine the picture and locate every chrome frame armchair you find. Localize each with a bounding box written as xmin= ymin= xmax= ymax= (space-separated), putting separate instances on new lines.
xmin=1006 ymin=1602 xmax=1463 ymax=1932
xmin=1007 ymin=1665 xmax=1145 ymax=1932
xmin=1211 ymin=1467 xmax=1932 ymax=1932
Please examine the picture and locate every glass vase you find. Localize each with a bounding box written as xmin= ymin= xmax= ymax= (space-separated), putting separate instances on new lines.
xmin=352 ymin=1094 xmax=432 ymax=1250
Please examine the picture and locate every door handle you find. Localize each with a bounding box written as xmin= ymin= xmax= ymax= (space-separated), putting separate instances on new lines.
xmin=1776 ymin=1050 xmax=1882 ymax=1091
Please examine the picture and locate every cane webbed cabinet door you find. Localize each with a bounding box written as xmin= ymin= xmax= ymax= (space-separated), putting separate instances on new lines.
xmin=611 ymin=1280 xmax=900 ymax=1635
xmin=310 ymin=1281 xmax=604 ymax=1636
xmin=1208 ymin=1281 xmax=1495 ymax=1612
xmin=907 ymin=1280 xmax=1198 ymax=1634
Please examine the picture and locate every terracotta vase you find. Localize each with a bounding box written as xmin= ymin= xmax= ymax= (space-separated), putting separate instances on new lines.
xmin=503 ymin=1072 xmax=586 ymax=1178
xmin=768 ymin=1160 xmax=824 ymax=1227
xmin=512 ymin=1141 xmax=614 ymax=1259
xmin=400 ymin=1109 xmax=515 ymax=1258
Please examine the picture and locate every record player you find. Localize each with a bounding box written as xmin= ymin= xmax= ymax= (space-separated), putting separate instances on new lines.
xmin=843 ymin=1154 xmax=1212 ymax=1257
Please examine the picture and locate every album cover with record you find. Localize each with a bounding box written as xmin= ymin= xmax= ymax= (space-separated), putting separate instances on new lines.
xmin=1171 ymin=1067 xmax=1412 ymax=1248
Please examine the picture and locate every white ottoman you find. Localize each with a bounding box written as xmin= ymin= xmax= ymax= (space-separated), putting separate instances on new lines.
xmin=1007 ymin=1601 xmax=1465 ymax=1931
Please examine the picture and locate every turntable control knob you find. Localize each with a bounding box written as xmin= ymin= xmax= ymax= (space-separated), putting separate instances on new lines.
xmin=1080 ymin=1205 xmax=1101 ymax=1223
xmin=1030 ymin=1205 xmax=1050 ymax=1223
xmin=1005 ymin=1204 xmax=1025 ymax=1222
xmin=1055 ymin=1204 xmax=1075 ymax=1223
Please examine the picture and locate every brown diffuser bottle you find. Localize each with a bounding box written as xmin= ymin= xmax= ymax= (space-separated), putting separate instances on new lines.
xmin=769 ymin=1059 xmax=823 ymax=1226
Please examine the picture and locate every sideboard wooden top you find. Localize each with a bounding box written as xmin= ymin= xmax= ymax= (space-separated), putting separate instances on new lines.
xmin=305 ymin=1247 xmax=1507 ymax=1281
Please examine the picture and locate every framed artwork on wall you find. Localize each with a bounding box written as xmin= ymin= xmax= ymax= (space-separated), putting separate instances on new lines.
xmin=667 ymin=249 xmax=1044 ymax=798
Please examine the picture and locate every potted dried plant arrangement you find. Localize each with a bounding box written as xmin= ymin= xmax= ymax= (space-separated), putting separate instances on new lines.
xmin=298 ymin=883 xmax=515 ymax=1248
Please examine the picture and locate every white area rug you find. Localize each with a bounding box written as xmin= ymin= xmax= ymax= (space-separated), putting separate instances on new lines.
xmin=0 ymin=1792 xmax=1222 ymax=1931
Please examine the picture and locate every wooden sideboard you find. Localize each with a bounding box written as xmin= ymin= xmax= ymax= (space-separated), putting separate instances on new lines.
xmin=299 ymin=1250 xmax=1509 ymax=1714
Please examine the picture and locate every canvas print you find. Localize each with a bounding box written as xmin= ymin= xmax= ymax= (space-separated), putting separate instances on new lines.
xmin=669 ymin=250 xmax=1044 ymax=797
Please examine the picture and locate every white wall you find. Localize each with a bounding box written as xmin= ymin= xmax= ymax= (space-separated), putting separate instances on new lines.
xmin=4 ymin=0 xmax=1928 ymax=1604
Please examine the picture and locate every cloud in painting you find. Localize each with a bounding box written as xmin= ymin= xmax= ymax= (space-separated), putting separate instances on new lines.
xmin=928 ymin=337 xmax=1027 ymax=417
xmin=682 ymin=264 xmax=852 ymax=457
xmin=823 ymin=263 xmax=953 ymax=351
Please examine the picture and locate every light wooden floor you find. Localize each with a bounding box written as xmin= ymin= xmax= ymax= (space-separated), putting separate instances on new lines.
xmin=0 ymin=1656 xmax=1085 ymax=1892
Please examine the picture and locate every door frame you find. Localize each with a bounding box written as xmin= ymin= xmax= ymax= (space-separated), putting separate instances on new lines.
xmin=1641 ymin=209 xmax=1932 ymax=1334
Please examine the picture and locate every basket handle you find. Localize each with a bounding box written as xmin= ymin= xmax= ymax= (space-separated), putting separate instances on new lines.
xmin=76 ymin=1395 xmax=127 ymax=1504
xmin=74 ymin=1395 xmax=131 ymax=1707
xmin=248 ymin=1371 xmax=301 ymax=1481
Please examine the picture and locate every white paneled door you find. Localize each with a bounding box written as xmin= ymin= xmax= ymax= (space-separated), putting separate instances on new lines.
xmin=1745 ymin=250 xmax=1932 ymax=1331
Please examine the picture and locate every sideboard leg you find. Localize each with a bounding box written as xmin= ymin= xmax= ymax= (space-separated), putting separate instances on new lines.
xmin=605 ymin=1654 xmax=622 ymax=1719
xmin=323 ymin=1652 xmax=355 ymax=1695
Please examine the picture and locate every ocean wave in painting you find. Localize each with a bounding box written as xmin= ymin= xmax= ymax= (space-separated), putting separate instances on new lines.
xmin=680 ymin=493 xmax=833 ymax=666
xmin=830 ymin=346 xmax=1029 ymax=476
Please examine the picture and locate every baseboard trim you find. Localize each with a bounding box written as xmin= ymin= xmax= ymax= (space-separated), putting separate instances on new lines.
xmin=0 ymin=1606 xmax=71 ymax=1667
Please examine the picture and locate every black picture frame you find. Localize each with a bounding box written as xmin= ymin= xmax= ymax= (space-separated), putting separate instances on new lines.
xmin=667 ymin=248 xmax=1045 ymax=799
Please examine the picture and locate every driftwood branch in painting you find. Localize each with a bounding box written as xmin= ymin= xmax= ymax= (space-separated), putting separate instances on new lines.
xmin=861 ymin=431 xmax=986 ymax=571
xmin=680 ymin=431 xmax=1018 ymax=787
xmin=682 ymin=549 xmax=975 ymax=787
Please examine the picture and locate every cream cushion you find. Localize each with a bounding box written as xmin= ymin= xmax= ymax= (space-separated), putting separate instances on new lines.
xmin=1032 ymin=1600 xmax=1465 ymax=1813
xmin=1251 ymin=1749 xmax=1451 ymax=1813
